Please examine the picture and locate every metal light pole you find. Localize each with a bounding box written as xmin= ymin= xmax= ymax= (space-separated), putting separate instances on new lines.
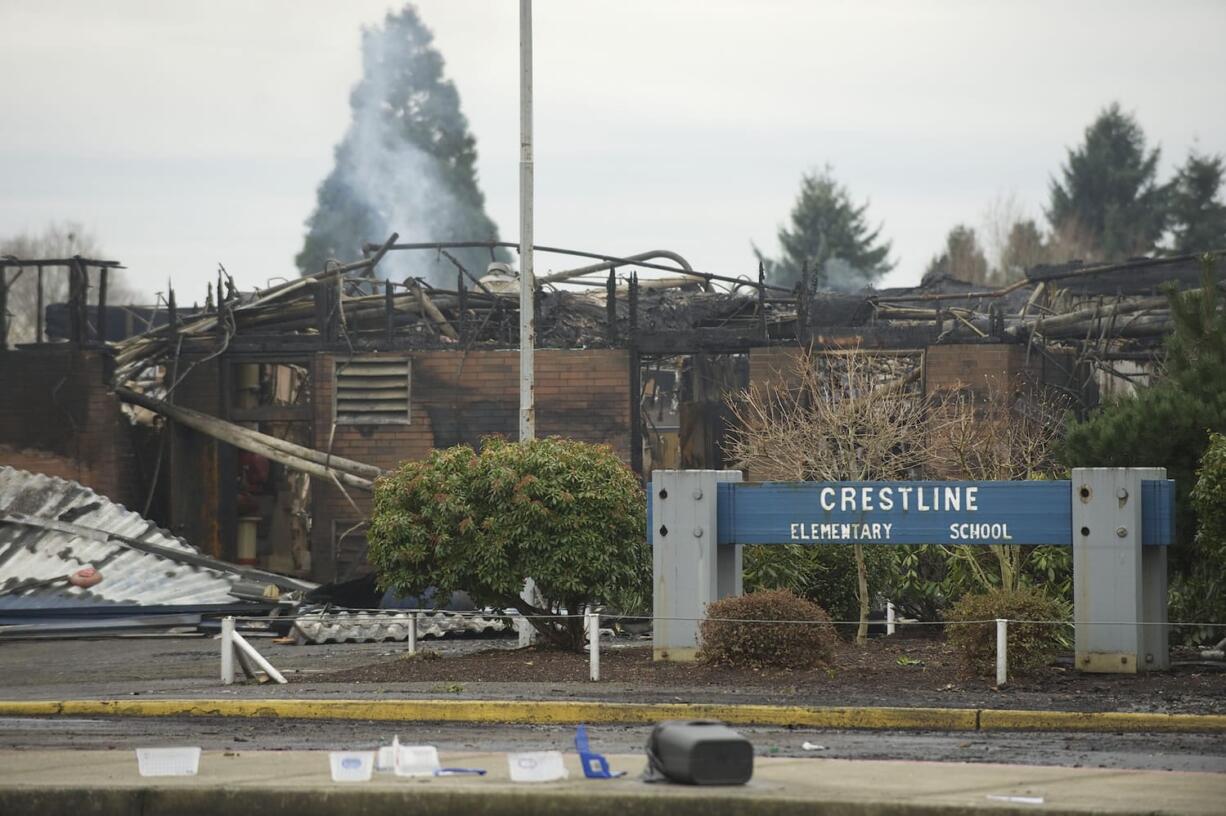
xmin=517 ymin=0 xmax=538 ymax=646
xmin=518 ymin=0 xmax=535 ymax=443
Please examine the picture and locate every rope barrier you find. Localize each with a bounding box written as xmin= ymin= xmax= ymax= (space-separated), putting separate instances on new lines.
xmin=217 ymin=609 xmax=1226 ymax=688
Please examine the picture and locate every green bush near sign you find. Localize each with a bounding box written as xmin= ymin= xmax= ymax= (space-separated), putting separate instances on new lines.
xmin=743 ymin=543 xmax=895 ymax=626
xmin=367 ymin=438 xmax=648 ymax=651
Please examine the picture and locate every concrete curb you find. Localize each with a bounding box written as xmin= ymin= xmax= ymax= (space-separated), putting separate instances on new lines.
xmin=2 ymin=698 xmax=1225 ymax=733
xmin=979 ymin=708 xmax=1226 ymax=733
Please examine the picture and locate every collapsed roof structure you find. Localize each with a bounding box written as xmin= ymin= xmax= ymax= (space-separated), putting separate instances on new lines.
xmin=0 ymin=465 xmax=312 ymax=633
xmin=1 ymin=242 xmax=1223 ymax=588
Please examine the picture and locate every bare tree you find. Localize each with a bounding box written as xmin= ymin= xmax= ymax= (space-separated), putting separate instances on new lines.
xmin=0 ymin=222 xmax=134 ymax=345
xmin=725 ymin=348 xmax=930 ymax=644
xmin=927 ymin=382 xmax=1067 ymax=591
xmin=980 ymin=192 xmax=1051 ymax=283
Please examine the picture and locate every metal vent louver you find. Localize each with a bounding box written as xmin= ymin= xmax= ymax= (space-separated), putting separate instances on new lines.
xmin=335 ymin=356 xmax=410 ymax=425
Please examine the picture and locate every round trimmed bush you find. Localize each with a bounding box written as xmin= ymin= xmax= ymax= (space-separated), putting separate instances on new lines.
xmin=699 ymin=589 xmax=838 ymax=670
xmin=367 ymin=437 xmax=647 ymax=652
xmin=946 ymin=587 xmax=1066 ymax=678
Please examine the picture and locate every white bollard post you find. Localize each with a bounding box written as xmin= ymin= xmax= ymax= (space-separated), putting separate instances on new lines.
xmin=589 ymin=610 xmax=600 ymax=682
xmin=886 ymin=602 xmax=896 ymax=636
xmin=221 ymin=616 xmax=235 ymax=685
xmin=408 ymin=612 xmax=418 ymax=656
xmin=996 ymin=618 xmax=1008 ymax=686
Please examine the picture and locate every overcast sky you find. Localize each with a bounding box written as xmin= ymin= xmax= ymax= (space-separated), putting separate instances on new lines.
xmin=2 ymin=0 xmax=1224 ymax=301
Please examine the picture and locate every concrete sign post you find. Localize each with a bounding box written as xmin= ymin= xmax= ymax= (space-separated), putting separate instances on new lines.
xmin=652 ymin=469 xmax=742 ymax=661
xmin=1072 ymin=467 xmax=1169 ymax=672
xmin=650 ymin=468 xmax=1174 ymax=672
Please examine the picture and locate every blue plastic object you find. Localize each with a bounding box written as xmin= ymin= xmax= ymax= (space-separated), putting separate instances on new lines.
xmin=575 ymin=725 xmax=625 ymax=779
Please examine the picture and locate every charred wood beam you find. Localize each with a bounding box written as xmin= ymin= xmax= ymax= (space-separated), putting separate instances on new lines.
xmin=0 ymin=269 xmax=8 ymax=347
xmin=0 ymin=257 xmax=123 ymax=268
xmin=758 ymin=261 xmax=767 ymax=340
xmin=1004 ymin=292 xmax=1174 ymax=340
xmin=411 ymin=280 xmax=459 ymax=341
xmin=628 ymin=272 xmax=643 ymax=477
xmin=606 ymin=269 xmax=617 ymax=344
xmin=35 ymin=266 xmax=43 ymax=343
xmin=116 ymin=386 xmax=381 ymax=488
xmin=97 ymin=267 xmax=108 ymax=344
xmin=384 ymin=280 xmax=395 ymax=344
xmin=68 ymin=258 xmax=87 ymax=345
xmin=874 ymin=276 xmax=1032 ymax=304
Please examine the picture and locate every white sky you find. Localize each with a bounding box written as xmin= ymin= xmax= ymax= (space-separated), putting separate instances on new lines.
xmin=2 ymin=0 xmax=1224 ymax=301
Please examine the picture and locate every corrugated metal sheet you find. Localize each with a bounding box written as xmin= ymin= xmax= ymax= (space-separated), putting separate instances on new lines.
xmin=0 ymin=466 xmax=250 ymax=609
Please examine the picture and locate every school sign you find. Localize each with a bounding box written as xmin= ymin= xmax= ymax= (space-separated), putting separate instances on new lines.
xmin=651 ymin=469 xmax=1175 ymax=674
xmin=708 ymin=480 xmax=1173 ymax=547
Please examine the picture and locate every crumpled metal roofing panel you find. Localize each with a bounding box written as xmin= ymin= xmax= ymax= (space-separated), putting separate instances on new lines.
xmin=0 ymin=466 xmax=242 ymax=609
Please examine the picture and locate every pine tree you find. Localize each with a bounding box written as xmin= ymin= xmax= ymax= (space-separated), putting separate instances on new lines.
xmin=1047 ymin=103 xmax=1167 ymax=262
xmin=759 ymin=168 xmax=893 ymax=290
xmin=1166 ymin=151 xmax=1226 ymax=255
xmin=1062 ymin=258 xmax=1226 ymax=609
xmin=296 ymin=5 xmax=507 ymax=280
xmin=924 ymin=225 xmax=989 ymax=285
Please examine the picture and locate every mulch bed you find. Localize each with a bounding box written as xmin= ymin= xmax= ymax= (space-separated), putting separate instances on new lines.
xmin=316 ymin=634 xmax=1226 ymax=712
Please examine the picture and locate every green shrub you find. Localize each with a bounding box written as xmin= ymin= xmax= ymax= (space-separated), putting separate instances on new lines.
xmin=946 ymin=588 xmax=1066 ymax=678
xmin=743 ymin=543 xmax=894 ymax=624
xmin=1185 ymin=432 xmax=1226 ymax=639
xmin=367 ymin=437 xmax=647 ymax=651
xmin=1062 ymin=260 xmax=1226 ymax=602
xmin=699 ymin=589 xmax=838 ymax=670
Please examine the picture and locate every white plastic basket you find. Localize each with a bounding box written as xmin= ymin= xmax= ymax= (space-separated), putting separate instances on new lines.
xmin=329 ymin=751 xmax=375 ymax=782
xmin=393 ymin=745 xmax=441 ymax=777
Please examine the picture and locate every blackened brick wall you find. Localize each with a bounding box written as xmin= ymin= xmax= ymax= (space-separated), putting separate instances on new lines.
xmin=309 ymin=348 xmax=631 ymax=581
xmin=0 ymin=347 xmax=141 ymax=508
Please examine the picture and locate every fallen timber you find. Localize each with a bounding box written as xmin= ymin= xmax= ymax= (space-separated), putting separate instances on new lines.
xmin=116 ymin=387 xmax=381 ymax=490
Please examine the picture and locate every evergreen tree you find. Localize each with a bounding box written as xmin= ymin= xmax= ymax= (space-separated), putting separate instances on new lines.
xmin=1062 ymin=258 xmax=1226 ymax=614
xmin=1047 ymin=103 xmax=1167 ymax=262
xmin=296 ymin=5 xmax=506 ymax=280
xmin=1166 ymin=151 xmax=1226 ymax=255
xmin=759 ymin=168 xmax=893 ymax=290
xmin=924 ymin=224 xmax=989 ymax=285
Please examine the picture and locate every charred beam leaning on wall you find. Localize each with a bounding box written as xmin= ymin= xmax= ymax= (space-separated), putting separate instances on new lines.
xmin=117 ymin=387 xmax=381 ymax=491
xmin=629 ymin=272 xmax=643 ymax=477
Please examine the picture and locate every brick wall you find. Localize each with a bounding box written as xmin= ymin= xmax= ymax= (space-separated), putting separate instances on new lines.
xmin=0 ymin=347 xmax=141 ymax=508
xmin=747 ymin=347 xmax=805 ymax=392
xmin=923 ymin=344 xmax=1043 ymax=395
xmin=309 ymin=348 xmax=631 ymax=581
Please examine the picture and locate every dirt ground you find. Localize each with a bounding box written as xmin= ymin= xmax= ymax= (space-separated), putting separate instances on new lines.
xmin=319 ymin=634 xmax=1226 ymax=714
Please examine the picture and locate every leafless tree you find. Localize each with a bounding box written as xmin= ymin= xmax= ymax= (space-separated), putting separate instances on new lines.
xmin=1 ymin=222 xmax=134 ymax=345
xmin=926 ymin=382 xmax=1067 ymax=591
xmin=725 ymin=348 xmax=930 ymax=644
xmin=980 ymin=193 xmax=1052 ymax=283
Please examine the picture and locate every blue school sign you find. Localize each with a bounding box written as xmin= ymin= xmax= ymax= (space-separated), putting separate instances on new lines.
xmin=709 ymin=480 xmax=1174 ymax=547
xmin=650 ymin=469 xmax=1174 ymax=674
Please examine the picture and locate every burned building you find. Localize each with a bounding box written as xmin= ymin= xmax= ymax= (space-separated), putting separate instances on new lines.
xmin=1 ymin=244 xmax=1220 ymax=584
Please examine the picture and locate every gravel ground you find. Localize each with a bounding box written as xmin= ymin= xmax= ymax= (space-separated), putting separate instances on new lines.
xmin=1 ymin=632 xmax=1224 ymax=713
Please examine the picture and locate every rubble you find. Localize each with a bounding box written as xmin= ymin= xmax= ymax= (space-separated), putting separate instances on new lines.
xmin=0 ymin=466 xmax=311 ymax=630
